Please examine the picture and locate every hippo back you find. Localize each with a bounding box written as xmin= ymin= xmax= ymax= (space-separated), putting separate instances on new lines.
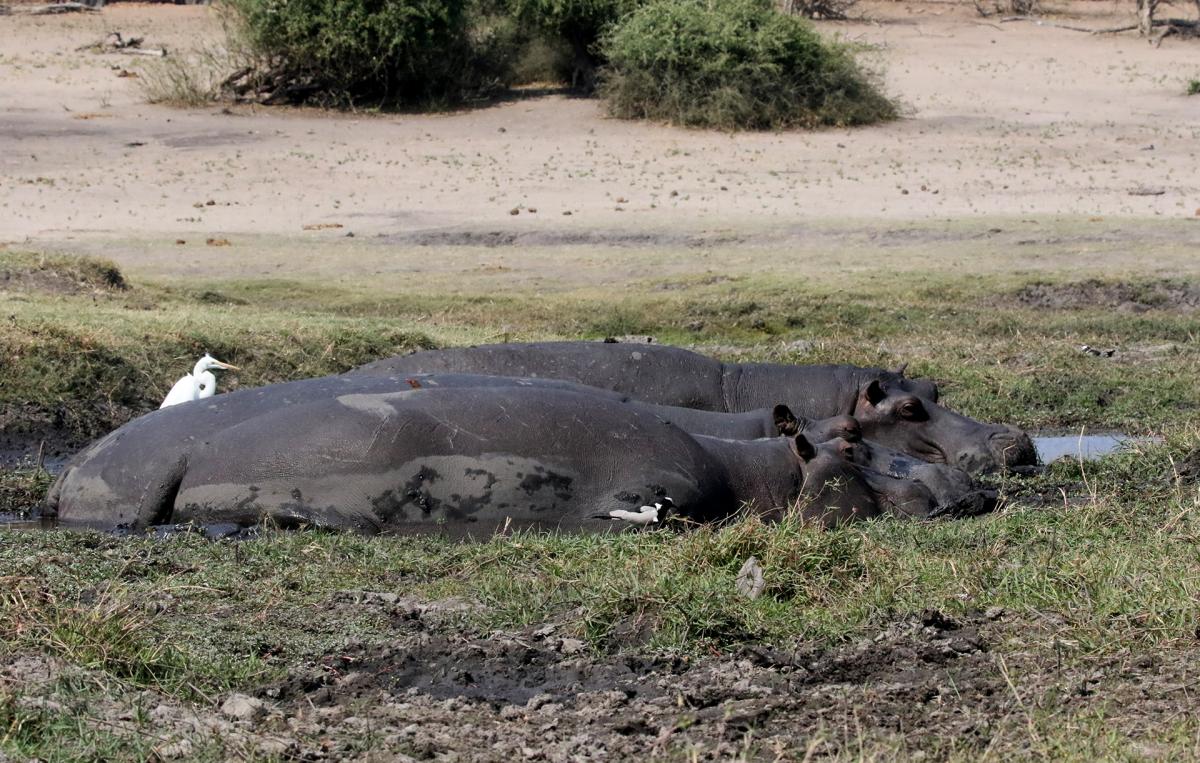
xmin=350 ymin=342 xmax=730 ymax=410
xmin=49 ymin=387 xmax=736 ymax=536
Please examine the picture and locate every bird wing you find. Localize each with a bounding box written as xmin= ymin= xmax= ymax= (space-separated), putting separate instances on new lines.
xmin=160 ymin=374 xmax=197 ymax=408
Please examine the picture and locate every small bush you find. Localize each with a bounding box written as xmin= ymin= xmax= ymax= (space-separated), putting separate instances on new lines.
xmin=1188 ymin=79 xmax=1200 ymax=96
xmin=224 ymin=0 xmax=511 ymax=105
xmin=599 ymin=0 xmax=896 ymax=129
xmin=140 ymin=48 xmax=232 ymax=106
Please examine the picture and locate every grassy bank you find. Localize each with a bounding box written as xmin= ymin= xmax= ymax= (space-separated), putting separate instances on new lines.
xmin=2 ymin=250 xmax=1197 ymax=441
xmin=1 ymin=431 xmax=1198 ymax=758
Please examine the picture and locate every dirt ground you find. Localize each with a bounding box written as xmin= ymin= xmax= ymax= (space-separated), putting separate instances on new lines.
xmin=2 ymin=1 xmax=1200 ymax=285
xmin=6 ymin=601 xmax=1200 ymax=760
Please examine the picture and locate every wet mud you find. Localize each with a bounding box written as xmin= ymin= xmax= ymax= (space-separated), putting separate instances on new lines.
xmin=8 ymin=601 xmax=1192 ymax=760
xmin=1008 ymin=279 xmax=1200 ymax=313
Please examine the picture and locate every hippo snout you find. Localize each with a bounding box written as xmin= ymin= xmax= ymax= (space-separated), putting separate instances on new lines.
xmin=988 ymin=427 xmax=1037 ymax=469
xmin=955 ymin=427 xmax=1037 ymax=475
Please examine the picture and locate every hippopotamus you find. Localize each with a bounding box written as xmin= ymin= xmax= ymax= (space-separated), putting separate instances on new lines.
xmin=400 ymin=372 xmax=857 ymax=442
xmin=384 ymin=375 xmax=993 ymax=513
xmin=46 ymin=386 xmax=941 ymax=535
xmin=348 ymin=342 xmax=1036 ymax=474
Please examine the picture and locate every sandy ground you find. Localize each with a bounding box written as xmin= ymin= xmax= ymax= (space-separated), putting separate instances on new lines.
xmin=2 ymin=1 xmax=1200 ymax=282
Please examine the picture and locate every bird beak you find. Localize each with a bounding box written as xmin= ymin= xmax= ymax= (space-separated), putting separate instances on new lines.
xmin=212 ymin=360 xmax=240 ymax=371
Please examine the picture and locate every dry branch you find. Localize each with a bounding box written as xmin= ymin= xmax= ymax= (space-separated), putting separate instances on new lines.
xmin=999 ymin=15 xmax=1196 ymax=35
xmin=3 ymin=2 xmax=98 ymax=14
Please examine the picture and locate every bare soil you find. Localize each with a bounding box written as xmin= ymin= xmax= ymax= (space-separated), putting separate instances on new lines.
xmin=7 ymin=602 xmax=1200 ymax=760
xmin=2 ymin=2 xmax=1200 ymax=284
xmin=1009 ymin=278 xmax=1200 ymax=312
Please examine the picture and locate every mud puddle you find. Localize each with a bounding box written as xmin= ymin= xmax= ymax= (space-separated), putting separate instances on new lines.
xmin=1033 ymin=433 xmax=1160 ymax=463
xmin=0 ymin=512 xmax=57 ymax=532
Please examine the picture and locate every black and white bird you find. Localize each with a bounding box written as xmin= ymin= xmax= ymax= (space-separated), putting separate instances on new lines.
xmin=1080 ymin=344 xmax=1116 ymax=358
xmin=600 ymin=497 xmax=675 ymax=526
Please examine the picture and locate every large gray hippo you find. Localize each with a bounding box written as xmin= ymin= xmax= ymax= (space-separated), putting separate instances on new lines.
xmin=349 ymin=342 xmax=1036 ymax=474
xmin=395 ymin=373 xmax=994 ymax=515
xmin=46 ymin=387 xmax=940 ymax=535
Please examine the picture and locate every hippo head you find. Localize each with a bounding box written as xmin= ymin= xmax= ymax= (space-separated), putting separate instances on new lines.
xmin=851 ymin=380 xmax=1036 ymax=475
xmin=887 ymin=364 xmax=940 ymax=403
xmin=842 ymin=438 xmax=998 ymax=518
xmin=772 ymin=406 xmax=862 ymax=444
xmin=789 ymin=436 xmax=938 ymax=526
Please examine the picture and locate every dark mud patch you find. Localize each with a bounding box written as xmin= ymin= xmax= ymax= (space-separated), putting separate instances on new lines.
xmin=0 ymin=253 xmax=127 ymax=296
xmin=254 ymin=610 xmax=1013 ymax=758
xmin=376 ymin=228 xmax=746 ymax=249
xmin=0 ymin=405 xmax=90 ymax=471
xmin=1007 ymin=279 xmax=1200 ymax=312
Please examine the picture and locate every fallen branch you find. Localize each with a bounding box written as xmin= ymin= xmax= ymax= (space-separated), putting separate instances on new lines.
xmin=4 ymin=2 xmax=98 ymax=14
xmin=117 ymin=47 xmax=167 ymax=57
xmin=77 ymin=31 xmax=167 ymax=57
xmin=1000 ymin=15 xmax=1199 ymax=35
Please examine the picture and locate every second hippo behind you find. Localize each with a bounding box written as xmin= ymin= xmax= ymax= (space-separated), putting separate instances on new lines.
xmin=349 ymin=342 xmax=1037 ymax=474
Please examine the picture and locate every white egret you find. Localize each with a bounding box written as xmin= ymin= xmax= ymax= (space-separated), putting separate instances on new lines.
xmin=160 ymin=354 xmax=240 ymax=408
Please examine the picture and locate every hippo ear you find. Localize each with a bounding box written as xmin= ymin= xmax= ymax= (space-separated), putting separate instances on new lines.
xmin=863 ymin=380 xmax=888 ymax=407
xmin=772 ymin=404 xmax=801 ymax=436
xmin=890 ymin=363 xmax=908 ymax=377
xmin=788 ymin=433 xmax=817 ymax=462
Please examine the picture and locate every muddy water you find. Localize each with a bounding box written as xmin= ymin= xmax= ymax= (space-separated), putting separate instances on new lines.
xmin=0 ymin=512 xmax=57 ymax=532
xmin=1033 ymin=433 xmax=1157 ymax=463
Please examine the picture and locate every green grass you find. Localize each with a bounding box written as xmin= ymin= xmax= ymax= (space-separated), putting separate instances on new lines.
xmin=3 ymin=251 xmax=1197 ymax=439
xmin=1 ymin=430 xmax=1198 ymax=758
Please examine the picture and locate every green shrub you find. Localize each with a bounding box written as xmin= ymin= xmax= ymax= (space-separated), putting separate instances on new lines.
xmin=225 ymin=0 xmax=512 ymax=105
xmin=599 ymin=0 xmax=897 ymax=129
xmin=1188 ymin=79 xmax=1200 ymax=96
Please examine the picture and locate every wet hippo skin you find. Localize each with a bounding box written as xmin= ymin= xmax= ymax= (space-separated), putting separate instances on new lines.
xmin=46 ymin=387 xmax=938 ymax=535
xmin=350 ymin=342 xmax=1037 ymax=474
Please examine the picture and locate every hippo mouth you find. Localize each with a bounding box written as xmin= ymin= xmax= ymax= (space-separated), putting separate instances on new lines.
xmin=873 ymin=487 xmax=936 ymax=519
xmin=908 ymin=438 xmax=948 ymax=465
xmin=927 ymin=489 xmax=999 ymax=519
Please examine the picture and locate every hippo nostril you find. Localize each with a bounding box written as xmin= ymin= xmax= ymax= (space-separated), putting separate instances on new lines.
xmin=988 ymin=428 xmax=1038 ymax=467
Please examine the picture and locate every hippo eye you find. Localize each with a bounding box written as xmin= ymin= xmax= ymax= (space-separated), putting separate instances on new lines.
xmin=897 ymin=400 xmax=927 ymax=421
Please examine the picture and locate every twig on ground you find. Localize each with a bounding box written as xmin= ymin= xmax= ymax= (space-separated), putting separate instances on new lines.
xmin=4 ymin=2 xmax=98 ymax=13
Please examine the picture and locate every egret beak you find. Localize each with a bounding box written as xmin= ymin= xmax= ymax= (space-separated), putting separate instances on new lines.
xmin=212 ymin=360 xmax=240 ymax=371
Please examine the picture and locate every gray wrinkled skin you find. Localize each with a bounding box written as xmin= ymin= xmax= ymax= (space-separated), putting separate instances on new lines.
xmin=349 ymin=342 xmax=1036 ymax=474
xmin=402 ymin=373 xmax=852 ymax=442
xmin=46 ymin=387 xmax=937 ymax=535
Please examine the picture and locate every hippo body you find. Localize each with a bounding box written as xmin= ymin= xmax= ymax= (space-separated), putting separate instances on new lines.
xmin=350 ymin=342 xmax=1036 ymax=474
xmin=47 ymin=387 xmax=936 ymax=535
xmin=350 ymin=341 xmax=937 ymax=413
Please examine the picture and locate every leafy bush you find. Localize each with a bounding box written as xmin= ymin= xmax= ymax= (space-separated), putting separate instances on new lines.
xmin=1188 ymin=79 xmax=1200 ymax=96
xmin=224 ymin=0 xmax=512 ymax=105
xmin=599 ymin=0 xmax=897 ymax=130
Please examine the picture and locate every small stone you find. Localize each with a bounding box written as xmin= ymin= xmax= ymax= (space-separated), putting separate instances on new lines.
xmin=558 ymin=638 xmax=586 ymax=655
xmin=155 ymin=739 xmax=193 ymax=759
xmin=985 ymin=606 xmax=1004 ymax=621
xmin=256 ymin=737 xmax=295 ymax=757
xmin=509 ymin=208 xmax=520 ymax=216
xmin=220 ymin=693 xmax=266 ymax=722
